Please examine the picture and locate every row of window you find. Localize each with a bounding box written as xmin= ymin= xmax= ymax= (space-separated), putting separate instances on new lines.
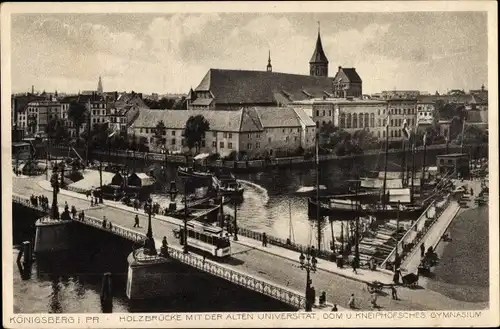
xmin=418 ymin=112 xmax=433 ymax=117
xmin=388 ymin=108 xmax=416 ymax=115
xmin=339 ymin=113 xmax=375 ymax=129
xmin=92 ymin=109 xmax=107 ymax=116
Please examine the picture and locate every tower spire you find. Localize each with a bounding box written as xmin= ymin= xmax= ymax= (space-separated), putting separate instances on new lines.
xmin=267 ymin=50 xmax=272 ymax=72
xmin=309 ymin=21 xmax=329 ymax=77
xmin=97 ymin=76 xmax=103 ymax=94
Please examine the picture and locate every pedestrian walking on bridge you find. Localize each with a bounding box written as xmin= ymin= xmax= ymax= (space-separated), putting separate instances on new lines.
xmin=370 ymin=291 xmax=378 ymax=309
xmin=133 ymin=214 xmax=140 ymax=228
xmin=262 ymin=233 xmax=268 ymax=247
xmin=391 ymin=285 xmax=398 ymax=300
xmin=348 ymin=294 xmax=355 ymax=309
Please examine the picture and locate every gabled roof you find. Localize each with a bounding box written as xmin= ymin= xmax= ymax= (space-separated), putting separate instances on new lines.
xmin=77 ymin=93 xmax=105 ymax=103
xmin=240 ymin=108 xmax=263 ymax=132
xmin=132 ymin=109 xmax=244 ymax=132
xmin=309 ymin=32 xmax=329 ymax=64
xmin=194 ymin=69 xmax=333 ymax=105
xmin=293 ymin=108 xmax=316 ymax=126
xmin=334 ymin=67 xmax=362 ymax=83
xmin=131 ymin=107 xmax=310 ymax=132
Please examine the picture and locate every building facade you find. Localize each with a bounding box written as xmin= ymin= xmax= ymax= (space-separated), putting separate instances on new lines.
xmin=129 ymin=107 xmax=315 ymax=157
xmin=291 ymin=98 xmax=387 ymax=139
xmin=332 ymin=67 xmax=363 ymax=98
xmin=25 ymin=100 xmax=63 ymax=135
xmin=416 ymin=100 xmax=436 ymax=125
xmin=386 ymin=99 xmax=418 ymax=141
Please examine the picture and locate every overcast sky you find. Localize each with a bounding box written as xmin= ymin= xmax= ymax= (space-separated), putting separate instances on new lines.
xmin=11 ymin=11 xmax=487 ymax=95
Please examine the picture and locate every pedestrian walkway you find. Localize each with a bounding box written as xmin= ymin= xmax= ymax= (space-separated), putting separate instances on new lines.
xmin=37 ymin=179 xmax=394 ymax=285
xmin=401 ymin=201 xmax=460 ymax=273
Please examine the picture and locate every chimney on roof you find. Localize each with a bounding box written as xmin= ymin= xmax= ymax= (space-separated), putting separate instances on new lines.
xmin=338 ymin=66 xmax=341 ymax=70
xmin=31 ymin=85 xmax=34 ymax=94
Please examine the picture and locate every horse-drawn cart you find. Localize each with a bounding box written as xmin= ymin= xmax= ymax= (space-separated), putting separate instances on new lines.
xmin=366 ymin=281 xmax=393 ymax=293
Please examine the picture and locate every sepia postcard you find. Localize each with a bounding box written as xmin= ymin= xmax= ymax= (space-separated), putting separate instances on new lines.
xmin=1 ymin=1 xmax=498 ymax=328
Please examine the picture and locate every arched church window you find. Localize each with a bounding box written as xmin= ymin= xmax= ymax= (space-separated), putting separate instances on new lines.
xmin=364 ymin=113 xmax=369 ymax=128
xmin=353 ymin=113 xmax=358 ymax=128
xmin=347 ymin=113 xmax=352 ymax=128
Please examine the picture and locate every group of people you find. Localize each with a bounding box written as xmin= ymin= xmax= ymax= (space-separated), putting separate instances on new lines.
xmin=347 ymin=285 xmax=399 ymax=310
xmin=87 ymin=190 xmax=103 ymax=207
xmin=30 ymin=194 xmax=50 ymax=211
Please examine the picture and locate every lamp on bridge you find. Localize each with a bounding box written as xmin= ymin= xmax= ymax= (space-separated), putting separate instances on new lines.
xmin=299 ymin=250 xmax=317 ymax=312
xmin=167 ymin=181 xmax=178 ymax=212
xmin=98 ymin=161 xmax=104 ymax=204
xmin=60 ymin=161 xmax=66 ymax=189
xmin=50 ymin=164 xmax=60 ymax=220
xmin=143 ymin=197 xmax=157 ymax=256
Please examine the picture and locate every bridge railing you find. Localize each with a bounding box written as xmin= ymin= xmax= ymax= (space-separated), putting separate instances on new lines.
xmin=12 ymin=194 xmax=49 ymax=213
xmin=166 ymin=246 xmax=306 ymax=309
xmin=237 ymin=226 xmax=335 ymax=261
xmin=73 ymin=214 xmax=146 ymax=243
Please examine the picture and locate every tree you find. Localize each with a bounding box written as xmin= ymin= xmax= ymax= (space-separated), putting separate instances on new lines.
xmin=352 ymin=129 xmax=379 ymax=151
xmin=183 ymin=115 xmax=210 ymax=153
xmin=319 ymin=122 xmax=338 ymax=146
xmin=68 ymin=102 xmax=88 ymax=145
xmin=154 ymin=120 xmax=167 ymax=146
xmin=45 ymin=117 xmax=69 ymax=145
xmin=454 ymin=125 xmax=488 ymax=145
xmin=88 ymin=123 xmax=111 ymax=150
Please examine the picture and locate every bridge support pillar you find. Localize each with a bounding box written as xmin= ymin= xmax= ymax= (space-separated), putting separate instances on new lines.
xmin=34 ymin=217 xmax=74 ymax=254
xmin=126 ymin=249 xmax=187 ymax=300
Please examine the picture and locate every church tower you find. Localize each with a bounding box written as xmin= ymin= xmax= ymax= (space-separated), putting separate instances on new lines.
xmin=309 ymin=22 xmax=329 ymax=77
xmin=266 ymin=50 xmax=272 ymax=72
xmin=97 ymin=76 xmax=103 ymax=94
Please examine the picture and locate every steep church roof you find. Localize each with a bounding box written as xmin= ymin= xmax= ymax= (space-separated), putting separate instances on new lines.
xmin=334 ymin=67 xmax=362 ymax=83
xmin=194 ymin=69 xmax=333 ymax=105
xmin=309 ymin=31 xmax=329 ymax=64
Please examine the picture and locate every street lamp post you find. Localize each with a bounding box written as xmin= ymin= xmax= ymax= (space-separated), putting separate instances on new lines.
xmin=166 ymin=180 xmax=179 ymax=212
xmin=99 ymin=161 xmax=103 ymax=204
xmin=299 ymin=250 xmax=317 ymax=312
xmin=143 ymin=197 xmax=157 ymax=256
xmin=60 ymin=162 xmax=65 ymax=189
xmin=183 ymin=178 xmax=190 ymax=254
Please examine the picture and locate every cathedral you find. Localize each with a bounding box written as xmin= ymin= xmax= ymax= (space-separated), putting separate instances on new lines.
xmin=187 ymin=25 xmax=363 ymax=111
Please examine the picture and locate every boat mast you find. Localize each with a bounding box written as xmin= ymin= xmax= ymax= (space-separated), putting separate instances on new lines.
xmin=401 ymin=138 xmax=406 ymax=186
xmin=315 ymin=131 xmax=321 ymax=252
xmin=411 ymin=138 xmax=416 ymax=203
xmin=382 ymin=123 xmax=389 ymax=208
xmin=420 ymin=133 xmax=427 ymax=194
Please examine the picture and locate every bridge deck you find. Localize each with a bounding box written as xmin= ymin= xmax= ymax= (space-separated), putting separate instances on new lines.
xmin=11 ymin=176 xmax=487 ymax=311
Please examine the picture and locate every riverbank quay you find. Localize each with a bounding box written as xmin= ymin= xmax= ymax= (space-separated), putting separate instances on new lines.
xmin=48 ymin=142 xmax=487 ymax=173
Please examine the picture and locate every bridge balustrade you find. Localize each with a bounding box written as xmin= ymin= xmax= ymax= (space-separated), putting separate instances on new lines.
xmin=166 ymin=247 xmax=306 ymax=309
xmin=236 ymin=226 xmax=335 ymax=261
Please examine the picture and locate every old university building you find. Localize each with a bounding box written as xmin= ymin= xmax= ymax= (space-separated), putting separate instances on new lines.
xmin=129 ymin=108 xmax=316 ymax=157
